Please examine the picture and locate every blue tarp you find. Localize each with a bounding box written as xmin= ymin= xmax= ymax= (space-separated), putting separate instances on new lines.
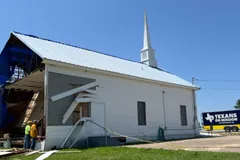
xmin=0 ymin=54 xmax=10 ymax=84
xmin=0 ymin=39 xmax=36 ymax=127
xmin=0 ymin=86 xmax=8 ymax=128
xmin=0 ymin=47 xmax=16 ymax=128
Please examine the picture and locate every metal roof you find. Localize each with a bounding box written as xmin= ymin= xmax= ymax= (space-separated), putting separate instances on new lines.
xmin=12 ymin=32 xmax=197 ymax=89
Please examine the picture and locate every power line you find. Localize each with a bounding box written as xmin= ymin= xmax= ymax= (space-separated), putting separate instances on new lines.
xmin=192 ymin=77 xmax=240 ymax=91
xmin=200 ymin=88 xmax=240 ymax=91
xmin=195 ymin=79 xmax=240 ymax=82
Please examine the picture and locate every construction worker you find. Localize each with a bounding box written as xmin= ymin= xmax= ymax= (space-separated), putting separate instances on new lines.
xmin=24 ymin=120 xmax=32 ymax=149
xmin=30 ymin=120 xmax=38 ymax=150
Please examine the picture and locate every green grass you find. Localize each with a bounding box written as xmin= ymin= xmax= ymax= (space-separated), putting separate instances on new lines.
xmin=4 ymin=147 xmax=240 ymax=160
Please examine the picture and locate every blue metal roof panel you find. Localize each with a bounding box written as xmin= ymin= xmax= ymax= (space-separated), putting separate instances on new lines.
xmin=12 ymin=32 xmax=196 ymax=88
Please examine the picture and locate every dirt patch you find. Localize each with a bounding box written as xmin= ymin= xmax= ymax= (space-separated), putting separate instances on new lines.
xmin=127 ymin=136 xmax=240 ymax=152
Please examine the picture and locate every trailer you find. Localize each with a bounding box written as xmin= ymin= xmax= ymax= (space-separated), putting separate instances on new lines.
xmin=202 ymin=110 xmax=240 ymax=132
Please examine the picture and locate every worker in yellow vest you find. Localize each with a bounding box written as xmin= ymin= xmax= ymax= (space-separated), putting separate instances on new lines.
xmin=30 ymin=120 xmax=38 ymax=150
xmin=24 ymin=120 xmax=32 ymax=149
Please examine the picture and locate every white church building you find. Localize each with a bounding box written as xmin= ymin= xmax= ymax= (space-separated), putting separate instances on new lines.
xmin=0 ymin=11 xmax=199 ymax=150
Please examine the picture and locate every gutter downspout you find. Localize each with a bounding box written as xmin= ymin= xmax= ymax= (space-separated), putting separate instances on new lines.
xmin=162 ymin=90 xmax=167 ymax=130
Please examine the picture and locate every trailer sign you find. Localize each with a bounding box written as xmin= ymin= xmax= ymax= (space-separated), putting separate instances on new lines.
xmin=203 ymin=110 xmax=239 ymax=126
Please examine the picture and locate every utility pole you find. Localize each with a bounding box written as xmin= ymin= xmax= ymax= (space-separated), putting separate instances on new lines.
xmin=192 ymin=76 xmax=198 ymax=136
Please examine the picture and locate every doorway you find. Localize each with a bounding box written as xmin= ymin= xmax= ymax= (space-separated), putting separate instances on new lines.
xmin=72 ymin=102 xmax=91 ymax=125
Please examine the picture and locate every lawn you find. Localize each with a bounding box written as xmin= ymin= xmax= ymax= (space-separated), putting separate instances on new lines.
xmin=4 ymin=147 xmax=240 ymax=160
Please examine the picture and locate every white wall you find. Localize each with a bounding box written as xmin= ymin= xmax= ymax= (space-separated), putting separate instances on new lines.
xmin=44 ymin=126 xmax=84 ymax=150
xmin=46 ymin=65 xmax=199 ymax=146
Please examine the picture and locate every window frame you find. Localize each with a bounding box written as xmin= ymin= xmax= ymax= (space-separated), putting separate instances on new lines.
xmin=180 ymin=105 xmax=187 ymax=126
xmin=137 ymin=101 xmax=147 ymax=126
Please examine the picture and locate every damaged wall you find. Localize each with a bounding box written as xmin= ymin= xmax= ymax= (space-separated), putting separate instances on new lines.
xmin=47 ymin=72 xmax=94 ymax=126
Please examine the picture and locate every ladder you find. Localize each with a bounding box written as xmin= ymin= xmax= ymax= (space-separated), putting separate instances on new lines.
xmin=21 ymin=92 xmax=40 ymax=127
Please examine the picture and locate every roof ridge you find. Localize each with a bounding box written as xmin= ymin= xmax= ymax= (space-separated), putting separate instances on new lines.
xmin=11 ymin=31 xmax=170 ymax=73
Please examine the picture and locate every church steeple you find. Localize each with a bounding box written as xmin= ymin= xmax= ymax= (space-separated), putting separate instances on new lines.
xmin=140 ymin=9 xmax=158 ymax=68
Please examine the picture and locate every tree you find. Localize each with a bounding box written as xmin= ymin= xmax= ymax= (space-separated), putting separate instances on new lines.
xmin=234 ymin=99 xmax=240 ymax=109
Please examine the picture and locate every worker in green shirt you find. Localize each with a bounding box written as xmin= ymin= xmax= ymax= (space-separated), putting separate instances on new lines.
xmin=24 ymin=120 xmax=32 ymax=149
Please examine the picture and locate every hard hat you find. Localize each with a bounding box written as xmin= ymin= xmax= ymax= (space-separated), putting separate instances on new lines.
xmin=33 ymin=120 xmax=38 ymax=124
xmin=27 ymin=120 xmax=32 ymax=125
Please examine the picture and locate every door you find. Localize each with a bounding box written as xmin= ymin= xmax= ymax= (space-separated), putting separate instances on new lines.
xmin=91 ymin=102 xmax=105 ymax=136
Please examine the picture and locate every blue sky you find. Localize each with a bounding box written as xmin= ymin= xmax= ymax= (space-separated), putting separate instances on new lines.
xmin=1 ymin=0 xmax=240 ymax=120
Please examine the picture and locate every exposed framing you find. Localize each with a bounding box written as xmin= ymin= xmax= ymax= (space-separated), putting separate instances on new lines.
xmin=50 ymin=81 xmax=98 ymax=124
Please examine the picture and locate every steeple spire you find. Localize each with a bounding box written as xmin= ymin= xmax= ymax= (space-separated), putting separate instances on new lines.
xmin=140 ymin=9 xmax=158 ymax=68
xmin=143 ymin=9 xmax=152 ymax=50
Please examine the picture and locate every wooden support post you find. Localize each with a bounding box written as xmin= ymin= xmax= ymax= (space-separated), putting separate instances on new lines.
xmin=51 ymin=82 xmax=97 ymax=102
